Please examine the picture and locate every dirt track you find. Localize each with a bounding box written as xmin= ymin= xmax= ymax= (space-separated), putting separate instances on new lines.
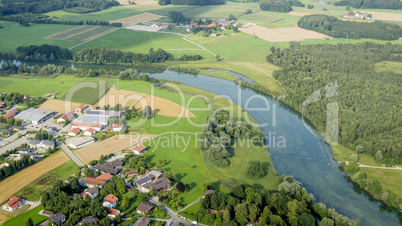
xmin=98 ymin=89 xmax=196 ymax=117
xmin=108 ymin=12 xmax=162 ymax=26
xmin=39 ymin=99 xmax=82 ymax=114
xmin=0 ymin=151 xmax=69 ymax=204
xmin=240 ymin=25 xmax=327 ymax=42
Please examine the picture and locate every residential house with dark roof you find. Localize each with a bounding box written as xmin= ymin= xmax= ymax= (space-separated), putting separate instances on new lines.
xmin=84 ymin=177 xmax=106 ymax=188
xmin=103 ymin=194 xmax=118 ymax=208
xmin=76 ymin=216 xmax=99 ymax=225
xmin=2 ymin=196 xmax=24 ymax=211
xmin=141 ymin=177 xmax=172 ymax=193
xmin=29 ymin=140 xmax=55 ymax=152
xmin=125 ymin=169 xmax=138 ymax=178
xmin=133 ymin=217 xmax=151 ymax=226
xmin=2 ymin=109 xmax=18 ymax=119
xmin=105 ymin=207 xmax=120 ymax=217
xmin=82 ymin=187 xmax=99 ymax=200
xmin=136 ymin=202 xmax=155 ymax=215
xmin=105 ymin=159 xmax=123 ymax=170
xmin=95 ymin=164 xmax=118 ymax=175
xmin=48 ymin=213 xmax=66 ymax=225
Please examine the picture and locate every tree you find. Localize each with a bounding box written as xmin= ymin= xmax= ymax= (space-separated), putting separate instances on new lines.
xmin=201 ymin=181 xmax=212 ymax=192
xmin=298 ymin=213 xmax=314 ymax=226
xmin=148 ymin=188 xmax=155 ymax=197
xmin=347 ymin=154 xmax=359 ymax=163
xmin=320 ymin=217 xmax=335 ymax=226
xmin=375 ymin=150 xmax=383 ymax=163
xmin=234 ymin=203 xmax=248 ymax=225
xmin=122 ymin=196 xmax=130 ymax=208
xmin=142 ymin=105 xmax=153 ymax=119
xmin=216 ymin=55 xmax=220 ymax=61
xmin=176 ymin=181 xmax=185 ymax=192
xmin=26 ymin=218 xmax=33 ymax=226
xmin=1 ymin=124 xmax=7 ymax=129
xmin=246 ymin=161 xmax=267 ymax=178
xmin=138 ymin=192 xmax=148 ymax=202
xmin=228 ymin=14 xmax=236 ymax=21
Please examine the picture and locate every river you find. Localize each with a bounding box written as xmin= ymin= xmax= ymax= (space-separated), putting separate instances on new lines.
xmin=1 ymin=60 xmax=401 ymax=225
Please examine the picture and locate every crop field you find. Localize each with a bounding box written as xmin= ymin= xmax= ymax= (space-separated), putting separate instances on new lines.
xmin=0 ymin=151 xmax=69 ymax=204
xmin=72 ymin=29 xmax=200 ymax=53
xmin=74 ymin=134 xmax=155 ymax=164
xmin=0 ymin=24 xmax=79 ymax=52
xmin=39 ymin=99 xmax=82 ymax=114
xmin=60 ymin=81 xmax=112 ymax=105
xmin=238 ymin=11 xmax=301 ymax=28
xmin=44 ymin=25 xmax=118 ymax=42
xmin=98 ymin=89 xmax=195 ymax=117
xmin=240 ymin=25 xmax=326 ymax=42
xmin=366 ymin=11 xmax=402 ymax=22
xmin=120 ymin=0 xmax=157 ymax=5
xmin=109 ymin=12 xmax=162 ymax=26
xmin=43 ymin=6 xmax=142 ymax=22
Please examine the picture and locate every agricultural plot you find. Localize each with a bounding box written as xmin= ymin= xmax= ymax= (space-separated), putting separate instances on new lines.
xmin=366 ymin=11 xmax=402 ymax=22
xmin=119 ymin=0 xmax=157 ymax=5
xmin=98 ymin=89 xmax=195 ymax=117
xmin=60 ymin=81 xmax=112 ymax=105
xmin=43 ymin=6 xmax=142 ymax=22
xmin=74 ymin=134 xmax=155 ymax=164
xmin=0 ymin=24 xmax=79 ymax=52
xmin=39 ymin=99 xmax=82 ymax=114
xmin=0 ymin=151 xmax=69 ymax=204
xmin=44 ymin=25 xmax=118 ymax=42
xmin=240 ymin=25 xmax=327 ymax=42
xmin=238 ymin=11 xmax=301 ymax=28
xmin=109 ymin=12 xmax=162 ymax=26
xmin=125 ymin=25 xmax=161 ymax=32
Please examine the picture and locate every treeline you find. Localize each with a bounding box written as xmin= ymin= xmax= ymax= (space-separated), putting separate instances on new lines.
xmin=334 ymin=0 xmax=402 ymax=9
xmin=200 ymin=109 xmax=265 ymax=167
xmin=298 ymin=15 xmax=402 ymax=40
xmin=266 ymin=42 xmax=402 ymax=165
xmin=158 ymin=0 xmax=225 ymax=5
xmin=260 ymin=0 xmax=305 ymax=13
xmin=0 ymin=0 xmax=119 ymax=16
xmin=195 ymin=178 xmax=358 ymax=225
xmin=0 ymin=155 xmax=35 ymax=182
xmin=168 ymin=11 xmax=189 ymax=24
xmin=16 ymin=44 xmax=72 ymax=62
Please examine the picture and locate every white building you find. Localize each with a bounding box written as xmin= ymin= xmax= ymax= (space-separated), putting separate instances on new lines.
xmin=14 ymin=108 xmax=55 ymax=125
xmin=2 ymin=196 xmax=24 ymax=211
xmin=67 ymin=137 xmax=95 ymax=149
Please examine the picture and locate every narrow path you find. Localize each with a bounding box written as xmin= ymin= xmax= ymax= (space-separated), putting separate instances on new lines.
xmin=342 ymin=161 xmax=402 ymax=170
xmin=58 ymin=141 xmax=84 ymax=167
xmin=182 ymin=34 xmax=217 ymax=56
xmin=178 ymin=199 xmax=199 ymax=212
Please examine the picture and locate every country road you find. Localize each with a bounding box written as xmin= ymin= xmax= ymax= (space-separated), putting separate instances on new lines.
xmin=57 ymin=141 xmax=84 ymax=167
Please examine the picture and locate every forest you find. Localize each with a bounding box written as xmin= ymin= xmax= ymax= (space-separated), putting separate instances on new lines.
xmin=158 ymin=0 xmax=226 ymax=5
xmin=16 ymin=44 xmax=73 ymax=62
xmin=298 ymin=15 xmax=402 ymax=41
xmin=334 ymin=0 xmax=402 ymax=9
xmin=194 ymin=178 xmax=358 ymax=225
xmin=259 ymin=0 xmax=305 ymax=13
xmin=0 ymin=0 xmax=119 ymax=16
xmin=266 ymin=42 xmax=402 ymax=165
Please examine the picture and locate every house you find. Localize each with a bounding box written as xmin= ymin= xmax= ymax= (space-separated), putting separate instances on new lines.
xmin=17 ymin=148 xmax=34 ymax=153
xmin=39 ymin=209 xmax=54 ymax=217
xmin=29 ymin=140 xmax=55 ymax=152
xmin=2 ymin=196 xmax=24 ymax=211
xmin=202 ymin=22 xmax=216 ymax=28
xmin=344 ymin=13 xmax=354 ymax=18
xmin=83 ymin=128 xmax=96 ymax=136
xmin=211 ymin=33 xmax=220 ymax=37
xmin=148 ymin=170 xmax=164 ymax=179
xmin=354 ymin=12 xmax=368 ymax=19
xmin=217 ymin=19 xmax=235 ymax=26
xmin=68 ymin=128 xmax=81 ymax=136
xmin=14 ymin=108 xmax=55 ymax=125
xmin=57 ymin=111 xmax=74 ymax=123
xmin=106 ymin=124 xmax=125 ymax=132
xmin=91 ymin=105 xmax=98 ymax=110
xmin=136 ymin=202 xmax=155 ymax=215
xmin=126 ymin=144 xmax=147 ymax=155
xmin=105 ymin=207 xmax=120 ymax=217
xmin=75 ymin=105 xmax=86 ymax=114
xmin=208 ymin=208 xmax=225 ymax=215
xmin=23 ymin=95 xmax=29 ymax=99
xmin=96 ymin=173 xmax=113 ymax=182
xmin=66 ymin=137 xmax=95 ymax=149
xmin=203 ymin=190 xmax=214 ymax=198
xmin=76 ymin=216 xmax=99 ymax=225
xmin=48 ymin=213 xmax=66 ymax=226
xmin=0 ymin=101 xmax=5 ymax=108
xmin=133 ymin=217 xmax=150 ymax=226
xmin=2 ymin=109 xmax=18 ymax=119
xmin=71 ymin=122 xmax=102 ymax=132
xmin=125 ymin=169 xmax=138 ymax=177
xmin=104 ymin=159 xmax=123 ymax=170
xmin=82 ymin=187 xmax=99 ymax=200
xmin=103 ymin=194 xmax=118 ymax=208
xmin=138 ymin=177 xmax=171 ymax=193
xmin=95 ymin=164 xmax=118 ymax=175
xmin=84 ymin=177 xmax=106 ymax=188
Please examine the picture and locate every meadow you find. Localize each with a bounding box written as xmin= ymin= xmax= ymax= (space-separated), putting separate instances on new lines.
xmin=0 ymin=24 xmax=79 ymax=52
xmin=2 ymin=205 xmax=47 ymax=226
xmin=375 ymin=61 xmax=402 ymax=74
xmin=43 ymin=6 xmax=142 ymax=22
xmin=238 ymin=11 xmax=301 ymax=28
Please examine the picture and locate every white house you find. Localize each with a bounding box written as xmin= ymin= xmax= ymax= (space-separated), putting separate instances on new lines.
xmin=68 ymin=128 xmax=81 ymax=136
xmin=103 ymin=194 xmax=118 ymax=208
xmin=71 ymin=122 xmax=102 ymax=132
xmin=84 ymin=128 xmax=96 ymax=136
xmin=2 ymin=196 xmax=24 ymax=211
xmin=66 ymin=137 xmax=95 ymax=149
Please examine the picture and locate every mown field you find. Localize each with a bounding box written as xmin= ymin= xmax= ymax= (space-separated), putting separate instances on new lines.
xmin=43 ymin=6 xmax=142 ymax=22
xmin=0 ymin=24 xmax=79 ymax=52
xmin=2 ymin=205 xmax=47 ymax=226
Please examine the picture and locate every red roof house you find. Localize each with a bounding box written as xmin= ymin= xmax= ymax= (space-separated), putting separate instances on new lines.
xmin=2 ymin=196 xmax=24 ymax=211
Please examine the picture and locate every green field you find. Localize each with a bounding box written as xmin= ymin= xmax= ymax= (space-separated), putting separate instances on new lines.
xmin=44 ymin=6 xmax=142 ymax=22
xmin=66 ymin=26 xmax=116 ymax=42
xmin=358 ymin=168 xmax=402 ymax=198
xmin=0 ymin=20 xmax=19 ymax=27
xmin=375 ymin=61 xmax=402 ymax=74
xmin=238 ymin=11 xmax=301 ymax=28
xmin=0 ymin=24 xmax=79 ymax=52
xmin=3 ymin=205 xmax=47 ymax=226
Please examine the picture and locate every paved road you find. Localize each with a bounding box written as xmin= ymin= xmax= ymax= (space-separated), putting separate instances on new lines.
xmin=58 ymin=141 xmax=84 ymax=167
xmin=0 ymin=135 xmax=27 ymax=155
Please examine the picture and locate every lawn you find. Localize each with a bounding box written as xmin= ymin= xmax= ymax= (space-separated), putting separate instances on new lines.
xmin=44 ymin=6 xmax=142 ymax=22
xmin=2 ymin=205 xmax=47 ymax=226
xmin=358 ymin=168 xmax=402 ymax=198
xmin=331 ymin=144 xmax=389 ymax=167
xmin=179 ymin=201 xmax=199 ymax=220
xmin=0 ymin=20 xmax=18 ymax=27
xmin=60 ymin=81 xmax=112 ymax=105
xmin=0 ymin=24 xmax=79 ymax=52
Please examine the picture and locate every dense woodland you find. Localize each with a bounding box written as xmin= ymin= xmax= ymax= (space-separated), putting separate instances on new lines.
xmin=194 ymin=178 xmax=358 ymax=226
xmin=200 ymin=109 xmax=265 ymax=167
xmin=298 ymin=15 xmax=402 ymax=41
xmin=334 ymin=0 xmax=402 ymax=9
xmin=158 ymin=0 xmax=226 ymax=5
xmin=260 ymin=0 xmax=305 ymax=13
xmin=16 ymin=45 xmax=73 ymax=62
xmin=266 ymin=42 xmax=402 ymax=165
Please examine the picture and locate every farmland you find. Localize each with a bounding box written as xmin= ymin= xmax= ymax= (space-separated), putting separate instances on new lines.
xmin=2 ymin=205 xmax=47 ymax=226
xmin=109 ymin=12 xmax=162 ymax=26
xmin=39 ymin=99 xmax=82 ymax=114
xmin=43 ymin=6 xmax=142 ymax=22
xmin=0 ymin=151 xmax=69 ymax=204
xmin=240 ymin=25 xmax=327 ymax=42
xmin=45 ymin=25 xmax=118 ymax=42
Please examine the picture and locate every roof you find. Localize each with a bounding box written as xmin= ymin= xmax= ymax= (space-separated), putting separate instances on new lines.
xmin=92 ymin=105 xmax=98 ymax=109
xmin=2 ymin=109 xmax=18 ymax=119
xmin=136 ymin=202 xmax=155 ymax=214
xmin=77 ymin=105 xmax=85 ymax=110
xmin=95 ymin=164 xmax=118 ymax=175
xmin=148 ymin=170 xmax=163 ymax=178
xmin=3 ymin=196 xmax=22 ymax=209
xmin=77 ymin=216 xmax=99 ymax=225
xmin=85 ymin=187 xmax=99 ymax=195
xmin=40 ymin=209 xmax=54 ymax=216
xmin=143 ymin=177 xmax=171 ymax=191
xmin=66 ymin=137 xmax=95 ymax=147
xmin=136 ymin=176 xmax=151 ymax=186
xmin=104 ymin=194 xmax=118 ymax=204
xmin=203 ymin=190 xmax=215 ymax=196
xmin=208 ymin=208 xmax=225 ymax=215
xmin=125 ymin=169 xmax=138 ymax=175
xmin=42 ymin=140 xmax=55 ymax=146
xmin=96 ymin=173 xmax=113 ymax=181
xmin=82 ymin=115 xmax=109 ymax=125
xmin=217 ymin=19 xmax=235 ymax=25
xmin=17 ymin=148 xmax=33 ymax=153
xmin=84 ymin=177 xmax=106 ymax=187
xmin=132 ymin=144 xmax=146 ymax=152
xmin=85 ymin=110 xmax=121 ymax=117
xmin=49 ymin=213 xmax=66 ymax=223
xmin=71 ymin=121 xmax=102 ymax=128
xmin=105 ymin=207 xmax=119 ymax=216
xmin=133 ymin=217 xmax=151 ymax=226
xmin=68 ymin=128 xmax=81 ymax=134
xmin=84 ymin=128 xmax=96 ymax=133
xmin=111 ymin=124 xmax=124 ymax=129
xmin=29 ymin=140 xmax=41 ymax=145
xmin=105 ymin=159 xmax=123 ymax=169
xmin=14 ymin=108 xmax=53 ymax=122
xmin=0 ymin=101 xmax=5 ymax=107
xmin=60 ymin=111 xmax=74 ymax=121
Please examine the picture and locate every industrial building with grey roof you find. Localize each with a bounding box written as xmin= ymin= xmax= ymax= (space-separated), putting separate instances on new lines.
xmin=14 ymin=108 xmax=55 ymax=125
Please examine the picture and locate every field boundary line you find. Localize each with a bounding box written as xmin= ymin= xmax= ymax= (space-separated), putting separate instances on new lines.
xmin=182 ymin=34 xmax=216 ymax=56
xmin=69 ymin=27 xmax=122 ymax=50
xmin=44 ymin=25 xmax=88 ymax=40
